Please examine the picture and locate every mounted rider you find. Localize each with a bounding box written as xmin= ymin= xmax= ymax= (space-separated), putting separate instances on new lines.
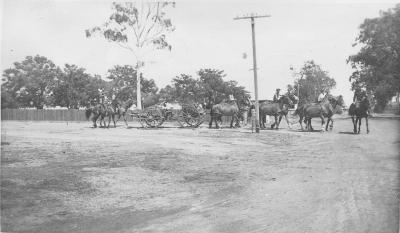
xmin=273 ymin=88 xmax=281 ymax=103
xmin=287 ymin=89 xmax=299 ymax=109
xmin=111 ymin=93 xmax=118 ymax=110
xmin=353 ymin=87 xmax=367 ymax=103
xmin=317 ymin=88 xmax=327 ymax=104
xmin=353 ymin=87 xmax=370 ymax=115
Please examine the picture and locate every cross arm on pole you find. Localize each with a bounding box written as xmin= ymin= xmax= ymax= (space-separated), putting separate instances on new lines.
xmin=233 ymin=15 xmax=271 ymax=20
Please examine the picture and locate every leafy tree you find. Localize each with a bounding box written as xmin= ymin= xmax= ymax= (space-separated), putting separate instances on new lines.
xmin=171 ymin=74 xmax=202 ymax=103
xmin=348 ymin=4 xmax=400 ymax=111
xmin=1 ymin=85 xmax=18 ymax=109
xmin=1 ymin=55 xmax=60 ymax=109
xmin=86 ymin=2 xmax=175 ymax=109
xmin=81 ymin=74 xmax=107 ymax=107
xmin=52 ymin=64 xmax=95 ymax=109
xmin=159 ymin=69 xmax=250 ymax=106
xmin=293 ymin=61 xmax=336 ymax=104
xmin=198 ymin=69 xmax=250 ymax=105
xmin=106 ymin=65 xmax=158 ymax=103
xmin=159 ymin=84 xmax=177 ymax=102
xmin=198 ymin=69 xmax=227 ymax=105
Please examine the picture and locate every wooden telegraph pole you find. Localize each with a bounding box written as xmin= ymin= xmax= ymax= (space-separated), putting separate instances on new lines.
xmin=234 ymin=13 xmax=270 ymax=133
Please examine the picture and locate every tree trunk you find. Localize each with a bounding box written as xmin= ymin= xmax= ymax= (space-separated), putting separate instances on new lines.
xmin=136 ymin=65 xmax=142 ymax=110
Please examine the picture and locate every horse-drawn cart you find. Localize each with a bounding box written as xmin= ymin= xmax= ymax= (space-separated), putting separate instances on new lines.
xmin=129 ymin=103 xmax=206 ymax=128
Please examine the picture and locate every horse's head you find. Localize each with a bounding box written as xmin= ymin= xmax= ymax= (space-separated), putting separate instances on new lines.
xmin=328 ymin=95 xmax=345 ymax=107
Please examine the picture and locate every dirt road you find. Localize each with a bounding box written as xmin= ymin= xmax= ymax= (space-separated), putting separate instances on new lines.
xmin=1 ymin=118 xmax=399 ymax=233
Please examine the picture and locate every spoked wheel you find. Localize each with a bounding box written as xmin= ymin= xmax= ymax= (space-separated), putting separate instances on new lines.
xmin=177 ymin=104 xmax=205 ymax=128
xmin=143 ymin=107 xmax=164 ymax=128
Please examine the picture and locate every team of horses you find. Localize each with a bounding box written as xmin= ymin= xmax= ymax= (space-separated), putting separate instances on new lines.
xmin=85 ymin=99 xmax=134 ymax=128
xmin=85 ymin=94 xmax=371 ymax=134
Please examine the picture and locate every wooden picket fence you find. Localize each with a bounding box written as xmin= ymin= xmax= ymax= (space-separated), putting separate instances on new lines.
xmin=1 ymin=109 xmax=87 ymax=121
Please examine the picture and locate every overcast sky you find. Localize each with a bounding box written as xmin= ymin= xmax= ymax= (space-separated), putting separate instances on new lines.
xmin=1 ymin=0 xmax=398 ymax=104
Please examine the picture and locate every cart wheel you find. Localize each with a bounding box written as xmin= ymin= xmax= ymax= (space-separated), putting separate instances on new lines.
xmin=177 ymin=110 xmax=189 ymax=127
xmin=178 ymin=104 xmax=205 ymax=128
xmin=144 ymin=107 xmax=164 ymax=128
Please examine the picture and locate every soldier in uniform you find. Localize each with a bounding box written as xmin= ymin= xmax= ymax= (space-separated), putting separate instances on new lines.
xmin=353 ymin=87 xmax=370 ymax=115
xmin=317 ymin=88 xmax=327 ymax=104
xmin=353 ymin=87 xmax=367 ymax=103
xmin=273 ymin=88 xmax=281 ymax=102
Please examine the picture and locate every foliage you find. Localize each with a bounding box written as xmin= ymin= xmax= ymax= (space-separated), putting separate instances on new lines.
xmin=86 ymin=2 xmax=175 ymax=109
xmin=1 ymin=55 xmax=61 ymax=109
xmin=348 ymin=4 xmax=400 ymax=111
xmin=106 ymin=65 xmax=158 ymax=103
xmin=86 ymin=2 xmax=175 ymax=53
xmin=159 ymin=69 xmax=250 ymax=106
xmin=292 ymin=60 xmax=336 ymax=104
xmin=51 ymin=64 xmax=102 ymax=109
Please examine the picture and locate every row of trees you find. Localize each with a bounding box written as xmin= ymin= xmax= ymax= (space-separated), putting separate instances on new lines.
xmin=1 ymin=55 xmax=158 ymax=109
xmin=1 ymin=55 xmax=250 ymax=109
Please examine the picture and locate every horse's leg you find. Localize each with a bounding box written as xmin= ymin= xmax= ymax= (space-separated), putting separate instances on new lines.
xmin=352 ymin=116 xmax=357 ymax=134
xmin=99 ymin=116 xmax=104 ymax=127
xmin=259 ymin=113 xmax=263 ymax=128
xmin=366 ymin=116 xmax=369 ymax=134
xmin=299 ymin=115 xmax=304 ymax=131
xmin=273 ymin=115 xmax=278 ymax=129
xmin=358 ymin=117 xmax=362 ymax=134
xmin=284 ymin=114 xmax=291 ymax=129
xmin=230 ymin=115 xmax=234 ymax=128
xmin=325 ymin=118 xmax=330 ymax=131
xmin=113 ymin=114 xmax=116 ymax=128
xmin=320 ymin=114 xmax=325 ymax=132
xmin=277 ymin=115 xmax=283 ymax=129
xmin=123 ymin=113 xmax=129 ymax=127
xmin=93 ymin=115 xmax=98 ymax=128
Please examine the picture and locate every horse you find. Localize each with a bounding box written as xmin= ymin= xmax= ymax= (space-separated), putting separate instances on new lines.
xmin=209 ymin=99 xmax=250 ymax=129
xmin=85 ymin=104 xmax=103 ymax=128
xmin=348 ymin=97 xmax=370 ymax=134
xmin=298 ymin=95 xmax=345 ymax=132
xmin=258 ymin=95 xmax=293 ymax=129
xmin=101 ymin=104 xmax=116 ymax=128
xmin=85 ymin=103 xmax=116 ymax=128
xmin=114 ymin=99 xmax=135 ymax=127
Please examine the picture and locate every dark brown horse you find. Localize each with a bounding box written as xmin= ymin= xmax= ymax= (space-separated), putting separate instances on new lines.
xmin=209 ymin=99 xmax=250 ymax=129
xmin=85 ymin=104 xmax=103 ymax=128
xmin=348 ymin=98 xmax=370 ymax=134
xmin=298 ymin=95 xmax=345 ymax=132
xmin=86 ymin=104 xmax=116 ymax=128
xmin=259 ymin=95 xmax=292 ymax=129
xmin=114 ymin=99 xmax=135 ymax=127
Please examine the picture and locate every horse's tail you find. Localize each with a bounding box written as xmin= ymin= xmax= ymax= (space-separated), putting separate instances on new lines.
xmin=85 ymin=107 xmax=92 ymax=120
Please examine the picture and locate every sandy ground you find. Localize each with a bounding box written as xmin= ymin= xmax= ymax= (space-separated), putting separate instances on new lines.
xmin=1 ymin=117 xmax=399 ymax=233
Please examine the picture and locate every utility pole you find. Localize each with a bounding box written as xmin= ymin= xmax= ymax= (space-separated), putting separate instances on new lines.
xmin=234 ymin=13 xmax=270 ymax=133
